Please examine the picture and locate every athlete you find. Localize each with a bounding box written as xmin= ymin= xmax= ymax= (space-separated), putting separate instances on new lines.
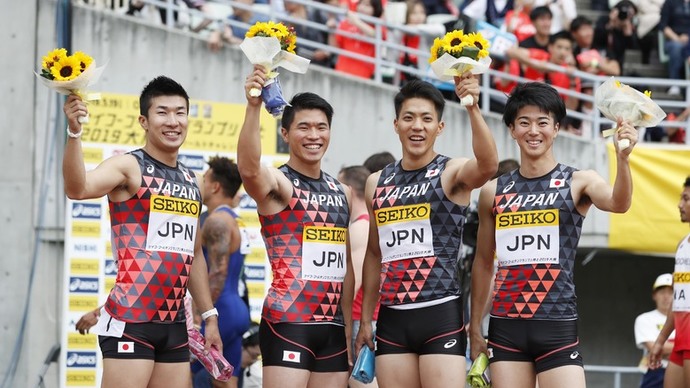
xmin=62 ymin=76 xmax=221 ymax=387
xmin=650 ymin=177 xmax=690 ymax=387
xmin=355 ymin=76 xmax=498 ymax=388
xmin=192 ymin=156 xmax=251 ymax=388
xmin=237 ymin=65 xmax=355 ymax=388
xmin=469 ymin=82 xmax=637 ymax=388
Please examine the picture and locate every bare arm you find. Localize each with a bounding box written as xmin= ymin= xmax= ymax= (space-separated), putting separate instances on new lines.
xmin=578 ymin=120 xmax=637 ymax=213
xmin=650 ymin=312 xmax=675 ymax=369
xmin=355 ymin=172 xmax=383 ymax=354
xmin=202 ymin=212 xmax=238 ymax=303
xmin=188 ymin=218 xmax=222 ymax=352
xmin=450 ymin=75 xmax=498 ymax=190
xmin=63 ymin=95 xmax=136 ymax=200
xmin=349 ymin=217 xmax=370 ymax=293
xmin=341 ymin=186 xmax=356 ymax=366
xmin=469 ymin=181 xmax=497 ymax=360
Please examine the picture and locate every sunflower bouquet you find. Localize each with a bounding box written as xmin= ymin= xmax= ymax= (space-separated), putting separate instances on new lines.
xmin=594 ymin=77 xmax=666 ymax=149
xmin=36 ymin=48 xmax=106 ymax=123
xmin=240 ymin=21 xmax=310 ymax=118
xmin=429 ymin=30 xmax=492 ymax=105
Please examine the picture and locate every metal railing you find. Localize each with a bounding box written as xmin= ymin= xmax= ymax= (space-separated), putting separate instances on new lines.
xmin=80 ymin=0 xmax=690 ymax=144
xmin=584 ymin=364 xmax=643 ymax=388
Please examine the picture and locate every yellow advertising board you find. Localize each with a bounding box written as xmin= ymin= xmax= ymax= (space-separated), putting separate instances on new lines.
xmin=608 ymin=143 xmax=690 ymax=254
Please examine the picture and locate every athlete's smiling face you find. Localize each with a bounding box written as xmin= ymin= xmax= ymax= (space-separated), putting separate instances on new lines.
xmin=509 ymin=105 xmax=559 ymax=157
xmin=394 ymin=97 xmax=444 ymax=159
xmin=139 ymin=95 xmax=189 ymax=153
xmin=679 ymin=185 xmax=690 ymax=223
xmin=282 ymin=109 xmax=331 ymax=165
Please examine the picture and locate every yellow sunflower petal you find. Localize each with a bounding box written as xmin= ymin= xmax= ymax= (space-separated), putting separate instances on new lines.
xmin=644 ymin=90 xmax=652 ymax=98
xmin=462 ymin=32 xmax=491 ymax=59
xmin=42 ymin=48 xmax=68 ymax=70
xmin=50 ymin=56 xmax=82 ymax=81
xmin=443 ymin=30 xmax=466 ymax=48
xmin=429 ymin=37 xmax=445 ymax=63
xmin=71 ymin=51 xmax=94 ymax=71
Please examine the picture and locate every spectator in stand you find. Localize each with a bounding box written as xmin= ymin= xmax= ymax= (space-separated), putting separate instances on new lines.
xmin=462 ymin=0 xmax=514 ymax=27
xmin=398 ymin=0 xmax=446 ymax=84
xmin=659 ymin=0 xmax=690 ymax=95
xmin=562 ymin=81 xmax=597 ymax=138
xmin=592 ymin=0 xmax=639 ymax=74
xmin=503 ymin=0 xmax=536 ymax=42
xmin=332 ymin=0 xmax=386 ymax=79
xmin=636 ymin=0 xmax=665 ymax=64
xmin=127 ymin=0 xmax=213 ymax=29
xmin=520 ymin=6 xmax=552 ymax=51
xmin=422 ymin=0 xmax=459 ymax=17
xmin=282 ymin=0 xmax=334 ymax=68
xmin=311 ymin=0 xmax=344 ymax=69
xmin=506 ymin=30 xmax=580 ymax=109
xmin=570 ymin=16 xmax=621 ymax=75
xmin=534 ymin=0 xmax=577 ymax=34
xmin=207 ymin=0 xmax=269 ymax=51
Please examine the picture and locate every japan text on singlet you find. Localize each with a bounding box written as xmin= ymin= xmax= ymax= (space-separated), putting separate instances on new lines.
xmin=259 ymin=165 xmax=350 ymax=324
xmin=373 ymin=155 xmax=467 ymax=306
xmin=673 ymin=233 xmax=690 ymax=312
xmin=491 ymin=164 xmax=584 ymax=320
xmin=105 ymin=149 xmax=201 ymax=323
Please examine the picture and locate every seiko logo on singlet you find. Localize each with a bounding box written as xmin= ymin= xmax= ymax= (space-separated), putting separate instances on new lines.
xmin=302 ymin=226 xmax=347 ymax=281
xmin=66 ymin=351 xmax=97 ymax=368
xmin=499 ymin=192 xmax=559 ymax=209
xmin=495 ymin=209 xmax=560 ymax=266
xmin=147 ymin=195 xmax=200 ymax=255
xmin=379 ymin=182 xmax=431 ymax=202
xmin=376 ymin=204 xmax=434 ymax=263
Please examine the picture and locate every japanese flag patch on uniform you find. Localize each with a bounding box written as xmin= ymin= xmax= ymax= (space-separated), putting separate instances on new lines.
xmin=549 ymin=178 xmax=565 ymax=188
xmin=118 ymin=341 xmax=135 ymax=353
xmin=282 ymin=350 xmax=301 ymax=363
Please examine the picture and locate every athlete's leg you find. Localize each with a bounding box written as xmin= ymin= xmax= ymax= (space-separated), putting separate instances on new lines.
xmin=376 ymin=354 xmax=421 ymax=388
xmin=536 ymin=365 xmax=585 ymax=388
xmin=147 ymin=361 xmax=192 ymax=388
xmin=211 ymin=376 xmax=238 ymax=388
xmin=418 ymin=354 xmax=465 ymax=388
xmin=101 ymin=358 xmax=155 ymax=388
xmin=307 ymin=371 xmax=349 ymax=388
xmin=262 ymin=366 xmax=311 ymax=388
xmin=490 ymin=361 xmax=536 ymax=388
xmin=664 ymin=362 xmax=683 ymax=388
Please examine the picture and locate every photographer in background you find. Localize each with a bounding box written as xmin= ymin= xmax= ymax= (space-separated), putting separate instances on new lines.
xmin=593 ymin=0 xmax=639 ymax=73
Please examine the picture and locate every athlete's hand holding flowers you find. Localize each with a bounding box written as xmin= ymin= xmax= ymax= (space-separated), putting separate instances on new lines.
xmin=429 ymin=30 xmax=492 ymax=106
xmin=36 ymin=48 xmax=105 ymax=124
xmin=594 ymin=77 xmax=665 ymax=150
xmin=240 ymin=21 xmax=310 ymax=117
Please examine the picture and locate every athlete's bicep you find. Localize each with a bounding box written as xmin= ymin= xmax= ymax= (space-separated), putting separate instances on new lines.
xmin=83 ymin=155 xmax=138 ymax=199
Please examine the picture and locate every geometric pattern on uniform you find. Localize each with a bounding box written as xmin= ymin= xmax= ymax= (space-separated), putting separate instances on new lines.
xmin=260 ymin=165 xmax=350 ymax=324
xmin=491 ymin=164 xmax=583 ymax=320
xmin=373 ymin=155 xmax=467 ymax=306
xmin=105 ymin=149 xmax=198 ymax=323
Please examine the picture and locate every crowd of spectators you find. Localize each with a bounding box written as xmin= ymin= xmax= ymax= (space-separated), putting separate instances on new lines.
xmin=84 ymin=0 xmax=689 ymax=142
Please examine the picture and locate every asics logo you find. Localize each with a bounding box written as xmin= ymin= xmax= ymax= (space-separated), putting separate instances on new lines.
xmin=146 ymin=164 xmax=155 ymax=174
xmin=293 ymin=179 xmax=300 ymax=187
xmin=502 ymin=181 xmax=515 ymax=193
xmin=383 ymin=173 xmax=395 ymax=184
xmin=570 ymin=351 xmax=579 ymax=360
xmin=487 ymin=348 xmax=494 ymax=359
xmin=443 ymin=339 xmax=457 ymax=349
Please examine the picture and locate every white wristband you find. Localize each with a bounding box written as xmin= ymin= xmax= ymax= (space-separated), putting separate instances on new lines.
xmin=201 ymin=308 xmax=218 ymax=321
xmin=67 ymin=126 xmax=83 ymax=139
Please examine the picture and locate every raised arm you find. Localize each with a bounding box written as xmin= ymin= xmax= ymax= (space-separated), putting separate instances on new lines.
xmin=450 ymin=74 xmax=498 ymax=190
xmin=63 ymin=95 xmax=137 ymax=200
xmin=237 ymin=65 xmax=287 ymax=214
xmin=469 ymin=180 xmax=497 ymax=360
xmin=355 ymin=172 xmax=383 ymax=354
xmin=578 ymin=119 xmax=637 ymax=213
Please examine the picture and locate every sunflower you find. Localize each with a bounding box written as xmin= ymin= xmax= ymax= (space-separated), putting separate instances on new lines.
xmin=246 ymin=21 xmax=274 ymax=38
xmin=644 ymin=90 xmax=652 ymax=98
xmin=42 ymin=48 xmax=68 ymax=71
xmin=50 ymin=55 xmax=82 ymax=81
xmin=444 ymin=40 xmax=468 ymax=57
xmin=443 ymin=30 xmax=466 ymax=50
xmin=462 ymin=32 xmax=490 ymax=59
xmin=71 ymin=51 xmax=94 ymax=72
xmin=428 ymin=37 xmax=445 ymax=63
xmin=283 ymin=29 xmax=297 ymax=53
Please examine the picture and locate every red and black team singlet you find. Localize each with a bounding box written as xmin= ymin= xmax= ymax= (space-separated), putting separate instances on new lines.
xmin=105 ymin=149 xmax=201 ymax=323
xmin=373 ymin=155 xmax=467 ymax=306
xmin=259 ymin=165 xmax=350 ymax=324
xmin=492 ymin=164 xmax=584 ymax=320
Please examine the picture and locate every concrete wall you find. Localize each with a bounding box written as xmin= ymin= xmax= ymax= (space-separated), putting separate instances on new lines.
xmin=0 ymin=1 xmax=655 ymax=386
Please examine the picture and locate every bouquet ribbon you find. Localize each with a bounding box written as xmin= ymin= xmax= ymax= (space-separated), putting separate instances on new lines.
xmin=466 ymin=353 xmax=491 ymax=388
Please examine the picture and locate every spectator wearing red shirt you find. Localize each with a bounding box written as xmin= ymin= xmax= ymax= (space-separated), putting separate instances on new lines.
xmin=332 ymin=0 xmax=386 ymax=79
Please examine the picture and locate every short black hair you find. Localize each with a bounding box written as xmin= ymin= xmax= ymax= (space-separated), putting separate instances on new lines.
xmin=394 ymin=79 xmax=445 ymax=120
xmin=363 ymin=151 xmax=396 ymax=172
xmin=207 ymin=156 xmax=242 ymax=197
xmin=339 ymin=165 xmax=370 ymax=198
xmin=139 ymin=76 xmax=189 ymax=116
xmin=530 ymin=6 xmax=552 ymax=21
xmin=503 ymin=82 xmax=566 ymax=127
xmin=569 ymin=16 xmax=593 ymax=33
xmin=494 ymin=159 xmax=519 ymax=179
xmin=281 ymin=92 xmax=334 ymax=130
xmin=549 ymin=30 xmax=574 ymax=46
xmin=685 ymin=177 xmax=690 ymax=188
